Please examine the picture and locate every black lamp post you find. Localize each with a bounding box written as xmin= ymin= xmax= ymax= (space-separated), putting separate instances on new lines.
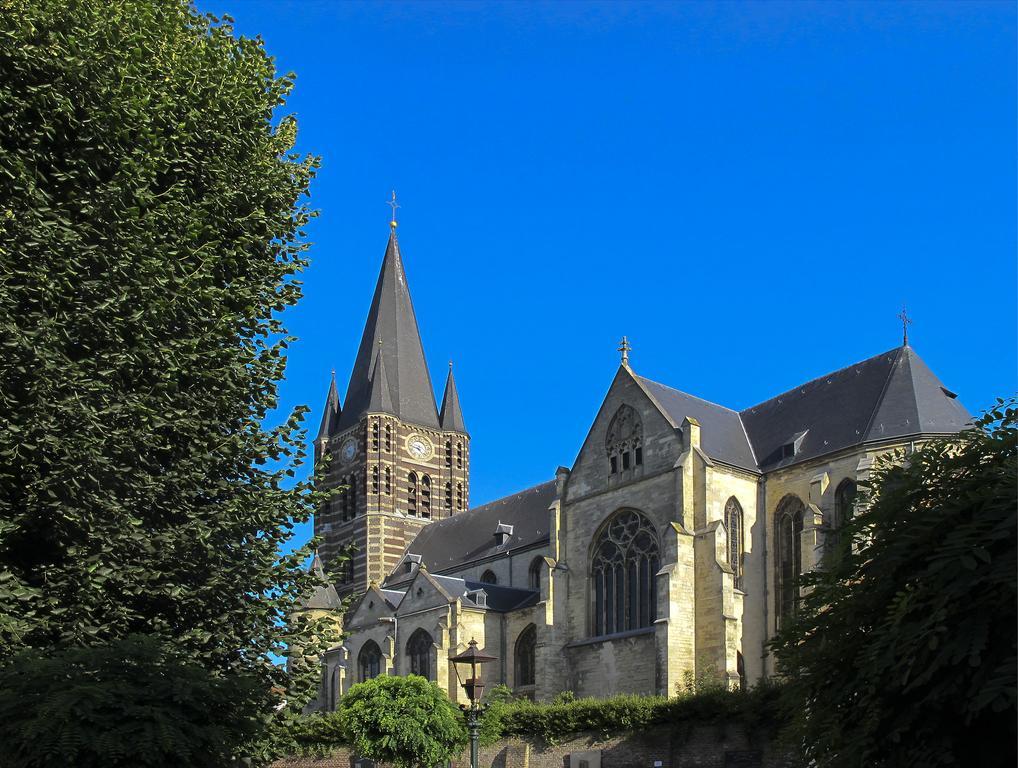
xmin=450 ymin=638 xmax=496 ymax=768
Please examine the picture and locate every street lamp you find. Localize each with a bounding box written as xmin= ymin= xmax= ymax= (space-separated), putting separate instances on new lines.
xmin=450 ymin=638 xmax=497 ymax=768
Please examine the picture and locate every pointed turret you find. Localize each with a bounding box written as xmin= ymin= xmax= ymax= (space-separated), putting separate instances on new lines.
xmin=439 ymin=362 xmax=467 ymax=433
xmin=367 ymin=345 xmax=395 ymax=414
xmin=315 ymin=374 xmax=341 ymax=444
xmin=337 ymin=229 xmax=440 ymax=431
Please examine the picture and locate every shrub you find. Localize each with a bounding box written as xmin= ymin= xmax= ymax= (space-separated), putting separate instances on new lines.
xmin=338 ymin=675 xmax=468 ymax=768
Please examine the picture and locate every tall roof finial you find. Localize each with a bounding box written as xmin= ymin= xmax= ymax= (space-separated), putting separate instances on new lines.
xmin=618 ymin=336 xmax=631 ymax=367
xmin=387 ymin=190 xmax=400 ymax=230
xmin=897 ymin=304 xmax=913 ymax=346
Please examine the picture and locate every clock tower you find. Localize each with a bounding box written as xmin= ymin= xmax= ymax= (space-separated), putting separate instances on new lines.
xmin=313 ymin=223 xmax=469 ymax=596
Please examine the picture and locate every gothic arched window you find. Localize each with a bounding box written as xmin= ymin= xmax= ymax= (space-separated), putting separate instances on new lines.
xmin=371 ymin=465 xmax=379 ymax=495
xmin=514 ymin=624 xmax=536 ymax=689
xmin=358 ymin=640 xmax=382 ymax=682
xmin=456 ymin=442 xmax=463 ymax=469
xmin=828 ymin=478 xmax=857 ymax=563
xmin=384 ymin=424 xmax=392 ymax=452
xmin=480 ymin=569 xmax=497 ymax=585
xmin=371 ymin=421 xmax=379 ymax=451
xmin=445 ymin=440 xmax=452 ymax=468
xmin=605 ymin=405 xmax=643 ymax=474
xmin=384 ymin=466 xmax=391 ymax=495
xmin=406 ymin=628 xmax=433 ymax=681
xmin=421 ymin=475 xmax=431 ymax=519
xmin=775 ymin=495 xmax=805 ymax=627
xmin=407 ymin=472 xmax=418 ymax=516
xmin=456 ymin=483 xmax=463 ymax=511
xmin=445 ymin=481 xmax=452 ymax=510
xmin=528 ymin=557 xmax=543 ymax=591
xmin=590 ymin=509 xmax=659 ymax=636
xmin=724 ymin=497 xmax=744 ymax=589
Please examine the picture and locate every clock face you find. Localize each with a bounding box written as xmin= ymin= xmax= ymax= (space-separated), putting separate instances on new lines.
xmin=405 ymin=434 xmax=434 ymax=461
xmin=340 ymin=437 xmax=357 ymax=463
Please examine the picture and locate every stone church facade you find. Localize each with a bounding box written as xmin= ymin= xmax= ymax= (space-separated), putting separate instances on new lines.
xmin=300 ymin=223 xmax=972 ymax=709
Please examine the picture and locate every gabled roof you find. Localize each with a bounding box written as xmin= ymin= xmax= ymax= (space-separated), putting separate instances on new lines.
xmin=385 ymin=480 xmax=557 ymax=583
xmin=634 ymin=373 xmax=758 ymax=471
xmin=337 ymin=230 xmax=440 ymax=431
xmin=430 ymin=575 xmax=540 ymax=612
xmin=740 ymin=345 xmax=971 ymax=471
xmin=315 ymin=376 xmax=341 ymax=443
xmin=439 ymin=364 xmax=467 ymax=433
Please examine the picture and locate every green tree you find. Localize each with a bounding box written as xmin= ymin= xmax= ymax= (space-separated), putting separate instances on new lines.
xmin=772 ymin=400 xmax=1018 ymax=767
xmin=0 ymin=635 xmax=266 ymax=768
xmin=339 ymin=675 xmax=468 ymax=768
xmin=0 ymin=0 xmax=340 ymax=759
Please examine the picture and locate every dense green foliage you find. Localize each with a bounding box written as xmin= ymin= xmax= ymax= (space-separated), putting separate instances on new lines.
xmin=338 ymin=675 xmax=468 ymax=768
xmin=0 ymin=635 xmax=265 ymax=768
xmin=270 ymin=682 xmax=786 ymax=757
xmin=772 ymin=401 xmax=1018 ymax=767
xmin=0 ymin=0 xmax=339 ymax=762
xmin=479 ymin=681 xmax=785 ymax=746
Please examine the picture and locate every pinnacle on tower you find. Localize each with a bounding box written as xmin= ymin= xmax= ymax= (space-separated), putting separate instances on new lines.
xmin=439 ymin=362 xmax=467 ymax=433
xmin=315 ymin=373 xmax=341 ymax=443
xmin=337 ymin=228 xmax=440 ymax=431
xmin=367 ymin=343 xmax=395 ymax=414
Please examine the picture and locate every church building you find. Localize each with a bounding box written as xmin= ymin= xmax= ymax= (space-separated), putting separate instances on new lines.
xmin=302 ymin=219 xmax=971 ymax=708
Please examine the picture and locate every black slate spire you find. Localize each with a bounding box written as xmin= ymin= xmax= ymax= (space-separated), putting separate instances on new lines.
xmin=337 ymin=229 xmax=440 ymax=431
xmin=439 ymin=362 xmax=467 ymax=433
xmin=315 ymin=374 xmax=341 ymax=443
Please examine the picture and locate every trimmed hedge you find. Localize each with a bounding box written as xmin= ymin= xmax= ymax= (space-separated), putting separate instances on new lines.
xmin=272 ymin=680 xmax=787 ymax=756
xmin=480 ymin=680 xmax=786 ymax=746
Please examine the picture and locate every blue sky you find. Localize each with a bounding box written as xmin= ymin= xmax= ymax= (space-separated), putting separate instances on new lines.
xmin=201 ymin=1 xmax=1015 ymax=545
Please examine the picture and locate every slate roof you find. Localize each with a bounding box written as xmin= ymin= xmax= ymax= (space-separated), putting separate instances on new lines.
xmin=405 ymin=574 xmax=539 ymax=612
xmin=337 ymin=230 xmax=440 ymax=431
xmin=635 ymin=375 xmax=758 ymax=471
xmin=740 ymin=345 xmax=971 ymax=471
xmin=633 ymin=345 xmax=970 ymax=473
xmin=385 ymin=480 xmax=558 ymax=583
xmin=439 ymin=365 xmax=467 ymax=433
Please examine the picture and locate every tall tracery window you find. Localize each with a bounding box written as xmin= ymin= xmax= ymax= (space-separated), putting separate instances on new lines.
xmin=358 ymin=640 xmax=382 ymax=682
xmin=514 ymin=624 xmax=536 ymax=689
xmin=406 ymin=629 xmax=433 ymax=681
xmin=775 ymin=495 xmax=805 ymax=627
xmin=407 ymin=472 xmax=418 ymax=516
xmin=419 ymin=472 xmax=431 ymax=521
xmin=724 ymin=497 xmax=744 ymax=590
xmin=606 ymin=405 xmax=643 ymax=475
xmin=590 ymin=509 xmax=659 ymax=637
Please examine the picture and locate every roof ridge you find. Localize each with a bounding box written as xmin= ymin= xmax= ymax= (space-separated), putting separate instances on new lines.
xmin=862 ymin=346 xmax=906 ymax=441
xmin=742 ymin=345 xmax=904 ymax=414
xmin=635 ymin=373 xmax=741 ymax=414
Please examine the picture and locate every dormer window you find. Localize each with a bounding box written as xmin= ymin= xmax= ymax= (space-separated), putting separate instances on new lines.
xmin=493 ymin=522 xmax=514 ymax=547
xmin=606 ymin=404 xmax=643 ymax=475
xmin=466 ymin=589 xmax=488 ymax=608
